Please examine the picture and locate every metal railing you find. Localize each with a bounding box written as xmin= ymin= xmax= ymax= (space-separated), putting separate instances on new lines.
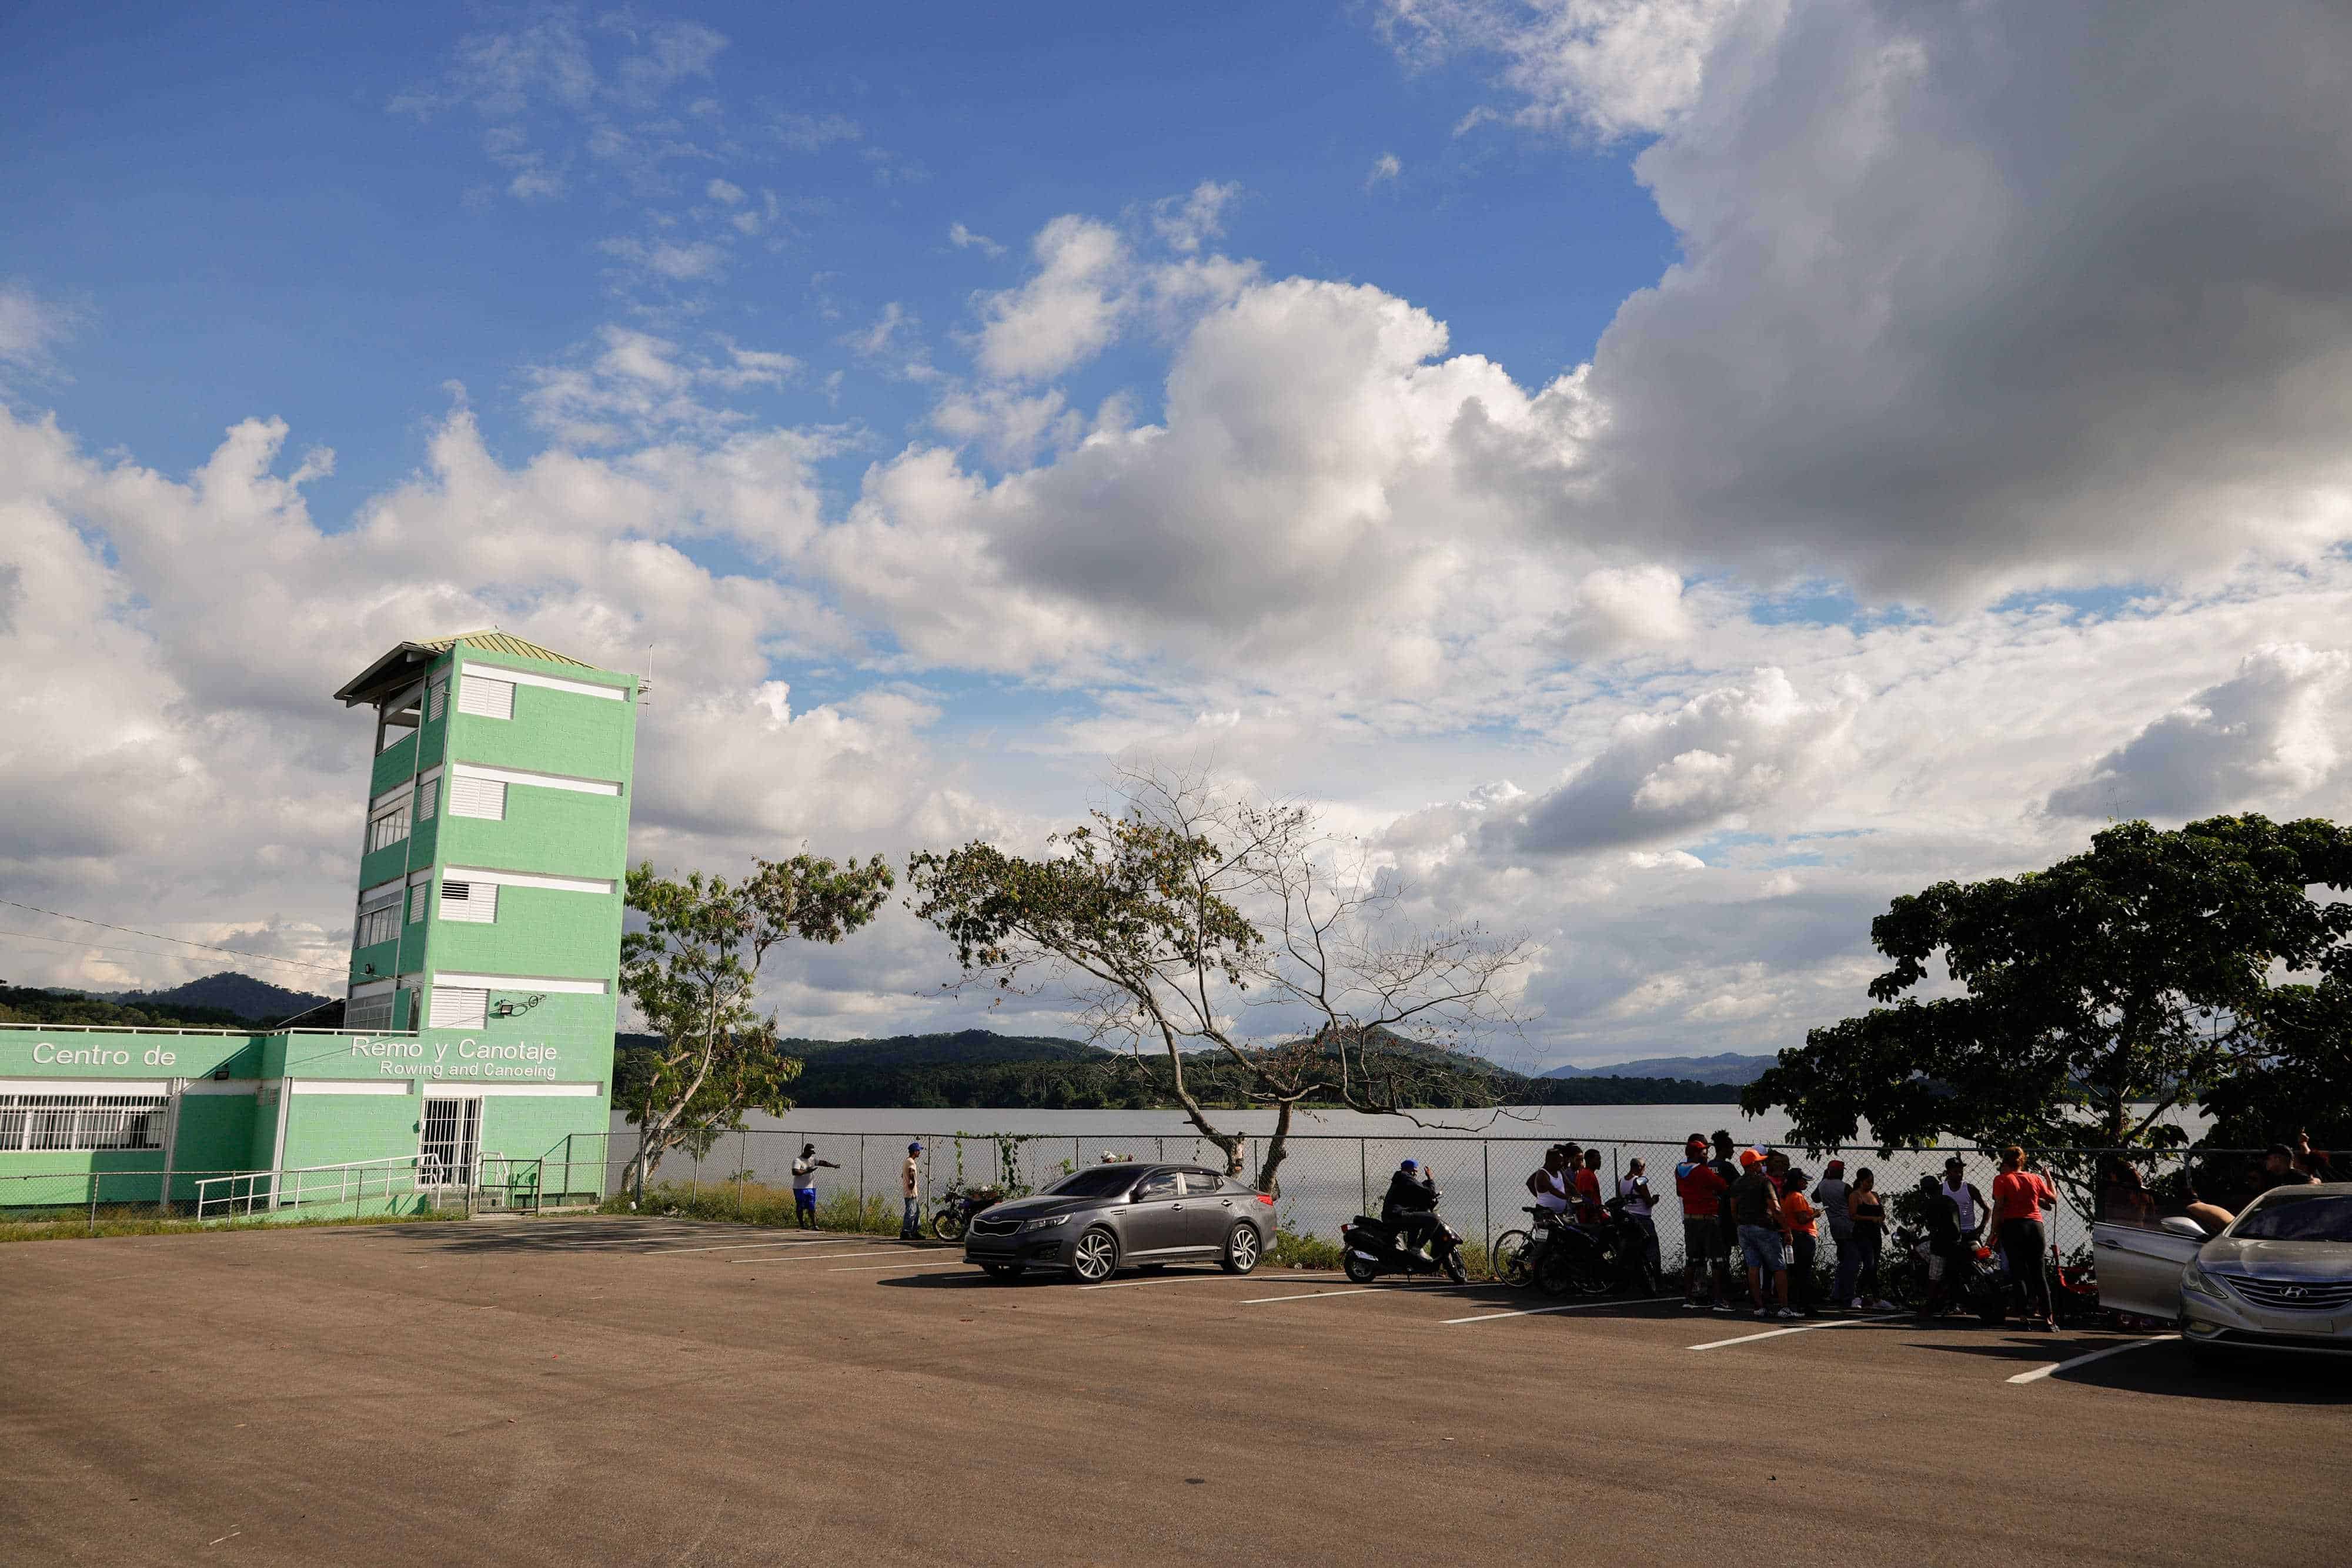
xmin=195 ymin=1155 xmax=431 ymax=1219
xmin=0 ymin=1021 xmax=421 ymax=1035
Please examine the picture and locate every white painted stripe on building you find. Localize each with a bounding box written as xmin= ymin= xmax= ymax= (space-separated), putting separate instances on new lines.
xmin=0 ymin=1077 xmax=173 ymax=1095
xmin=422 ymin=1081 xmax=601 ymax=1098
xmin=288 ymin=1079 xmax=413 ymax=1096
xmin=430 ymin=972 xmax=609 ymax=995
xmin=369 ymin=784 xmax=410 ymax=814
xmin=442 ymin=865 xmax=616 ymax=895
xmin=416 ymin=763 xmax=444 ymax=785
xmin=181 ymin=1079 xmax=263 ymax=1095
xmin=450 ymin=761 xmax=622 ymax=797
xmin=463 ymin=662 xmax=629 ymax=701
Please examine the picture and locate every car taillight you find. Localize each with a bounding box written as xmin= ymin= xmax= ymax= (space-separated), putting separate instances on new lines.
xmin=1255 ymin=1193 xmax=1274 ymax=1206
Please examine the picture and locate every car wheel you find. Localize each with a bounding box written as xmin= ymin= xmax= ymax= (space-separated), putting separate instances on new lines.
xmin=1070 ymin=1227 xmax=1119 ymax=1283
xmin=1343 ymin=1251 xmax=1378 ymax=1284
xmin=1221 ymin=1223 xmax=1262 ymax=1275
xmin=979 ymin=1261 xmax=1024 ymax=1279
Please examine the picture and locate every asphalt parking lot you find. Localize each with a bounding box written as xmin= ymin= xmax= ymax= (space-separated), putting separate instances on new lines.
xmin=5 ymin=1216 xmax=2346 ymax=1567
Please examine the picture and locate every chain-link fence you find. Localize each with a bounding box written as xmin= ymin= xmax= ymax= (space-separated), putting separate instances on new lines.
xmin=606 ymin=1126 xmax=2284 ymax=1271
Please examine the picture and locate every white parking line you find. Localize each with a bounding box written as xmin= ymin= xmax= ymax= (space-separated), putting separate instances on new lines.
xmin=2006 ymin=1334 xmax=2178 ymax=1385
xmin=1241 ymin=1284 xmax=1456 ymax=1305
xmin=1688 ymin=1312 xmax=1905 ymax=1350
xmin=1445 ymin=1295 xmax=1681 ymax=1325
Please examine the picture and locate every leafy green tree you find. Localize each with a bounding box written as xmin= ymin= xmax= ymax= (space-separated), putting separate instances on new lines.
xmin=1744 ymin=815 xmax=2352 ymax=1176
xmin=617 ymin=853 xmax=893 ymax=1202
xmin=907 ymin=769 xmax=1529 ymax=1194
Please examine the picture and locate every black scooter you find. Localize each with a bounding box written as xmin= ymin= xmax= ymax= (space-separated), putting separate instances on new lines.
xmin=1341 ymin=1208 xmax=1471 ymax=1285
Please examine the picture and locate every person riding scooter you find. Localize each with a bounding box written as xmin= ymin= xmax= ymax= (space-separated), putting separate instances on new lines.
xmin=1382 ymin=1158 xmax=1444 ymax=1259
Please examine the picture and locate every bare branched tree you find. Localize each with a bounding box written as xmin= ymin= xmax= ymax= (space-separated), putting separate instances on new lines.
xmin=906 ymin=765 xmax=1533 ymax=1193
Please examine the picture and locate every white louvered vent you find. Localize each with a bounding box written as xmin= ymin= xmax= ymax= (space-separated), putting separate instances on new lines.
xmin=449 ymin=775 xmax=507 ymax=820
xmin=428 ymin=987 xmax=489 ymax=1030
xmin=428 ymin=679 xmax=447 ymax=721
xmin=457 ymin=674 xmax=514 ymax=720
xmin=416 ymin=777 xmax=439 ymax=820
xmin=408 ymin=884 xmax=428 ymax=924
xmin=439 ymin=880 xmax=497 ymax=924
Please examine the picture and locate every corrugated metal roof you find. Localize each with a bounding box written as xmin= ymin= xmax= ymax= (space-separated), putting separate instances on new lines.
xmin=416 ymin=629 xmax=592 ymax=668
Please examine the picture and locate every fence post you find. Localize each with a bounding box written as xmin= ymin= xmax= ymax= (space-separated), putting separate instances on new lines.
xmin=1359 ymin=1140 xmax=1367 ymax=1215
xmin=1483 ymin=1142 xmax=1492 ymax=1256
xmin=737 ymin=1129 xmax=747 ymax=1215
xmin=89 ymin=1174 xmax=99 ymax=1235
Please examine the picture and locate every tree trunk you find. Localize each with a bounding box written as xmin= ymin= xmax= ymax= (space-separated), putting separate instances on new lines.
xmin=1255 ymin=1097 xmax=1297 ymax=1198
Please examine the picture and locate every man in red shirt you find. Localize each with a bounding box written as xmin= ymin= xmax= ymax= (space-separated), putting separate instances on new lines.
xmin=1674 ymin=1134 xmax=1731 ymax=1311
xmin=1574 ymin=1148 xmax=1608 ymax=1225
xmin=1990 ymin=1145 xmax=2059 ymax=1329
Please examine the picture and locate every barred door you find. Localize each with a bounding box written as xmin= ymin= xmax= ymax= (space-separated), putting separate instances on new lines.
xmin=420 ymin=1098 xmax=482 ymax=1186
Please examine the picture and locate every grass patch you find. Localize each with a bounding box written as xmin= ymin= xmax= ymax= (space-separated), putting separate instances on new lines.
xmin=600 ymin=1180 xmax=908 ymax=1236
xmin=0 ymin=1206 xmax=467 ymax=1245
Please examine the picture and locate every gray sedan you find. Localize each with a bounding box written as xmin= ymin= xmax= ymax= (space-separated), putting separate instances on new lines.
xmin=963 ymin=1162 xmax=1274 ymax=1282
xmin=2095 ymin=1181 xmax=2352 ymax=1367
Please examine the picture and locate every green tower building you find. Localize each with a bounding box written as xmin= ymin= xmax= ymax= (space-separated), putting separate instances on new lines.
xmin=0 ymin=630 xmax=637 ymax=1214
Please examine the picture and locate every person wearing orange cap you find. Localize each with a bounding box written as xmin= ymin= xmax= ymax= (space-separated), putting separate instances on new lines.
xmin=1730 ymin=1147 xmax=1798 ymax=1320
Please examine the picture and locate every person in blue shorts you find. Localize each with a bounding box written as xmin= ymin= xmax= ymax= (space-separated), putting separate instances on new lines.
xmin=790 ymin=1142 xmax=838 ymax=1228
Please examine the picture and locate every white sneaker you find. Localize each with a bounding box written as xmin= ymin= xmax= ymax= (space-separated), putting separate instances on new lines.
xmin=1775 ymin=1308 xmax=1802 ymax=1320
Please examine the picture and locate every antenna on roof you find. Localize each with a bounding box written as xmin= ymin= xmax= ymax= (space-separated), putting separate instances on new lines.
xmin=640 ymin=641 xmax=655 ymax=704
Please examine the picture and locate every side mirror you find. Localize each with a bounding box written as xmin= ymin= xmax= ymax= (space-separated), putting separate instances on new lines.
xmin=2160 ymin=1215 xmax=2207 ymax=1239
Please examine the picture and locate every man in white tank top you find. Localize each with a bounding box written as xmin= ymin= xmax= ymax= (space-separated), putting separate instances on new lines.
xmin=1527 ymin=1146 xmax=1571 ymax=1218
xmin=1940 ymin=1156 xmax=1987 ymax=1241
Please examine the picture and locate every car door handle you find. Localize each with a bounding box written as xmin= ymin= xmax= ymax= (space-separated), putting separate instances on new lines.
xmin=1220 ymin=1199 xmax=1232 ymax=1208
xmin=1170 ymin=1203 xmax=1185 ymax=1210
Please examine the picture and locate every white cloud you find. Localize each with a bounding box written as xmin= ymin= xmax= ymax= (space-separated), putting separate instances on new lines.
xmin=598 ymin=236 xmax=729 ymax=283
xmin=949 ymin=222 xmax=1005 ymax=258
xmin=523 ymin=326 xmax=799 ymax=447
xmin=706 ymin=176 xmax=744 ymax=203
xmin=1384 ymin=0 xmax=1748 ymax=140
xmin=774 ymin=111 xmax=862 ymax=153
xmin=1147 ymin=179 xmax=1240 ymax=254
xmin=2047 ymin=644 xmax=2352 ymax=820
xmin=1365 ymin=152 xmax=1403 ymax=189
xmin=0 ymin=282 xmax=84 ymax=382
xmin=1500 ymin=668 xmax=1860 ymax=854
xmin=972 ymin=216 xmax=1132 ymax=382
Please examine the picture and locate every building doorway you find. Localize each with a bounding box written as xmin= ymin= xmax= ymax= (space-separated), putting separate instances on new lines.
xmin=419 ymin=1096 xmax=482 ymax=1188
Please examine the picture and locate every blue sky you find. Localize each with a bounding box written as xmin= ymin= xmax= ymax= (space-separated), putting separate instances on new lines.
xmin=6 ymin=2 xmax=2352 ymax=1066
xmin=4 ymin=4 xmax=1668 ymax=519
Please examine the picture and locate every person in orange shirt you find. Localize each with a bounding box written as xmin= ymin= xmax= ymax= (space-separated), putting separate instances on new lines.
xmin=1779 ymin=1166 xmax=1820 ymax=1316
xmin=1990 ymin=1145 xmax=2059 ymax=1329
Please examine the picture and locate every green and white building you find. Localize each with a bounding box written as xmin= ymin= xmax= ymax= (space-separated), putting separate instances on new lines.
xmin=0 ymin=631 xmax=639 ymax=1216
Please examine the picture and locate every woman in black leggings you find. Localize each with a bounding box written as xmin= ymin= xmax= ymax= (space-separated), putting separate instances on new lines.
xmin=1992 ymin=1145 xmax=2057 ymax=1329
xmin=1847 ymin=1168 xmax=1887 ymax=1309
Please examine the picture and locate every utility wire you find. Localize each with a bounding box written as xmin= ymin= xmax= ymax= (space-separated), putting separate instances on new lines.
xmin=0 ymin=898 xmax=346 ymax=976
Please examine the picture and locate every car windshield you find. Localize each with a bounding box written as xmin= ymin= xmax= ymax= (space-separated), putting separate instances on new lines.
xmin=2229 ymin=1192 xmax=2352 ymax=1243
xmin=1042 ymin=1165 xmax=1147 ymax=1199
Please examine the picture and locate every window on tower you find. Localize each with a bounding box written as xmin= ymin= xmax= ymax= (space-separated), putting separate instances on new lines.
xmin=367 ymin=797 xmax=412 ymax=852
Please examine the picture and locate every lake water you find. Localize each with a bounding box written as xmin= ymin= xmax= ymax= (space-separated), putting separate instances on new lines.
xmin=609 ymin=1102 xmax=2209 ymax=1261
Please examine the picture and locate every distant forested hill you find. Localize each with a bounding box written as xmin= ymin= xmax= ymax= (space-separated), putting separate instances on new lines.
xmin=612 ymin=1027 xmax=1740 ymax=1110
xmin=0 ymin=983 xmax=259 ymax=1031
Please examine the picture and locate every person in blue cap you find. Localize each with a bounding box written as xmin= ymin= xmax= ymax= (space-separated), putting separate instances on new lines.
xmin=900 ymin=1142 xmax=924 ymax=1239
xmin=1381 ymin=1157 xmax=1442 ymax=1258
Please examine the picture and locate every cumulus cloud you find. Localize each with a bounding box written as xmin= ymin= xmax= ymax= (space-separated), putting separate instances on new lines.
xmin=2047 ymin=644 xmax=2352 ymax=820
xmin=972 ymin=216 xmax=1133 ymax=382
xmin=1394 ymin=0 xmax=2352 ymax=607
xmin=1365 ymin=152 xmax=1403 ymax=189
xmin=1501 ymin=668 xmax=1859 ymax=854
xmin=1147 ymin=179 xmax=1239 ymax=254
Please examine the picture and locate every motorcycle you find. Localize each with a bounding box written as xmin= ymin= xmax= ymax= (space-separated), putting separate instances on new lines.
xmin=1886 ymin=1223 xmax=2007 ymax=1325
xmin=1342 ymin=1208 xmax=1471 ymax=1285
xmin=928 ymin=1182 xmax=1005 ymax=1242
xmin=1597 ymin=1196 xmax=1666 ymax=1296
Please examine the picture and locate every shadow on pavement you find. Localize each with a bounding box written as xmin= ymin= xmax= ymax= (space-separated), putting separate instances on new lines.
xmin=2059 ymin=1343 xmax=2352 ymax=1405
xmin=319 ymin=1218 xmax=955 ymax=1256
